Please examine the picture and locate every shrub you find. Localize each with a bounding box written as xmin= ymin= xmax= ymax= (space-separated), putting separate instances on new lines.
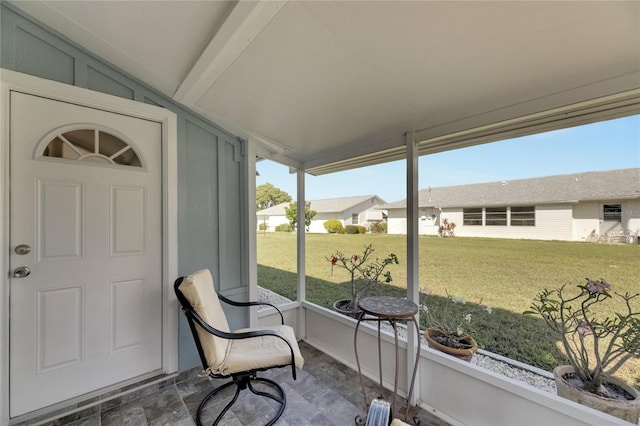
xmin=275 ymin=223 xmax=291 ymax=232
xmin=345 ymin=225 xmax=359 ymax=234
xmin=324 ymin=219 xmax=344 ymax=234
xmin=357 ymin=225 xmax=367 ymax=234
xmin=258 ymin=223 xmax=268 ymax=231
xmin=369 ymin=222 xmax=387 ymax=234
xmin=438 ymin=218 xmax=456 ymax=238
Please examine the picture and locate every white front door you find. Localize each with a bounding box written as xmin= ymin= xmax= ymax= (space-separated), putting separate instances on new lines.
xmin=9 ymin=91 xmax=163 ymax=416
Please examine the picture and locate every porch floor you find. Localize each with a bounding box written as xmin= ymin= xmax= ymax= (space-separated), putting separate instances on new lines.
xmin=27 ymin=342 xmax=450 ymax=426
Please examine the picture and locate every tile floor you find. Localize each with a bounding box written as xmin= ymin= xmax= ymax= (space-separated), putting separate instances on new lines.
xmin=17 ymin=342 xmax=450 ymax=426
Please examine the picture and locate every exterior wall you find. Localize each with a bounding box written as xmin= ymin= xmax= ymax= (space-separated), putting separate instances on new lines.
xmin=449 ymin=205 xmax=574 ymax=240
xmin=389 ymin=204 xmax=577 ymax=241
xmin=308 ymin=212 xmax=341 ymax=233
xmin=573 ymin=201 xmax=601 ymax=241
xmin=387 ymin=208 xmax=407 ymax=234
xmin=257 ymin=214 xmax=289 ymax=231
xmin=574 ymin=199 xmax=640 ymax=242
xmin=1 ymin=4 xmax=248 ymax=371
xmin=625 ymin=199 xmax=640 ymax=237
xmin=419 ymin=207 xmax=440 ymax=236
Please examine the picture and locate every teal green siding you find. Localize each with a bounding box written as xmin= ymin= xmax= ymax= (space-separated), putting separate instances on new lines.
xmin=1 ymin=4 xmax=248 ymax=371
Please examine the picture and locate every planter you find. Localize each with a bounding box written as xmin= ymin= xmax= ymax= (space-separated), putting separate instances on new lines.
xmin=332 ymin=299 xmax=362 ymax=319
xmin=553 ymin=365 xmax=640 ymax=424
xmin=424 ymin=328 xmax=478 ymax=362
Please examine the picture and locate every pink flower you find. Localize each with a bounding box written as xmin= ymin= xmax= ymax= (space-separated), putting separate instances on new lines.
xmin=577 ymin=321 xmax=592 ymax=335
xmin=586 ymin=278 xmax=611 ymax=294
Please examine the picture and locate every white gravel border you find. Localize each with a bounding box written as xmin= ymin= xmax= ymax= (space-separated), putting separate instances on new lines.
xmin=257 ymin=287 xmax=557 ymax=394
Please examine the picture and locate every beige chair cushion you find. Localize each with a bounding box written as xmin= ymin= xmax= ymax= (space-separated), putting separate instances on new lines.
xmin=178 ymin=269 xmax=231 ymax=371
xmin=219 ymin=325 xmax=305 ymax=376
xmin=390 ymin=419 xmax=411 ymax=426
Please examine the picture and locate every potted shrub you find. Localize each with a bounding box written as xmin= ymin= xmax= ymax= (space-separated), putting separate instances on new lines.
xmin=420 ymin=290 xmax=491 ymax=361
xmin=326 ymin=244 xmax=398 ymax=317
xmin=525 ymin=278 xmax=640 ymax=423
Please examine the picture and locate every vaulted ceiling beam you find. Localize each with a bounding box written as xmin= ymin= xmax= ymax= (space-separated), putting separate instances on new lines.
xmin=173 ymin=0 xmax=287 ymax=105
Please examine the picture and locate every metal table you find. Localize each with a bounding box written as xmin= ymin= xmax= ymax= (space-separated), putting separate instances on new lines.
xmin=354 ymin=296 xmax=420 ymax=424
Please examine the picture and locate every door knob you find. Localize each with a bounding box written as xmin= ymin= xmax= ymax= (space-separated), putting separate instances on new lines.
xmin=13 ymin=266 xmax=31 ymax=278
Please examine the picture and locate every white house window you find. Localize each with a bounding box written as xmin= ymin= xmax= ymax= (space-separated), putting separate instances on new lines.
xmin=41 ymin=128 xmax=142 ymax=167
xmin=486 ymin=207 xmax=507 ymax=226
xmin=463 ymin=208 xmax=482 ymax=225
xmin=603 ymin=204 xmax=622 ymax=222
xmin=511 ymin=206 xmax=535 ymax=226
xmin=352 ymin=213 xmax=359 ymax=224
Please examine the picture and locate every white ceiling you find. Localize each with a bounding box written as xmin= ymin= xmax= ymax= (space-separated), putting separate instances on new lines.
xmin=10 ymin=1 xmax=640 ymax=172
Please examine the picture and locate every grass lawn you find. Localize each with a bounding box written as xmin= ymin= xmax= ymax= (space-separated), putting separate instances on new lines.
xmin=257 ymin=232 xmax=640 ymax=389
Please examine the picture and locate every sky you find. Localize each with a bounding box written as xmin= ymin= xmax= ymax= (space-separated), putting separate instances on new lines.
xmin=256 ymin=115 xmax=640 ymax=204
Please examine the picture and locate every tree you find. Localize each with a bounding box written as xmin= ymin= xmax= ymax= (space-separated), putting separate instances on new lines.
xmin=285 ymin=202 xmax=317 ymax=231
xmin=256 ymin=183 xmax=292 ymax=210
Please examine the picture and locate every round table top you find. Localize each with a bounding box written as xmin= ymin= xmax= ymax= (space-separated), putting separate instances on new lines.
xmin=358 ymin=296 xmax=418 ymax=319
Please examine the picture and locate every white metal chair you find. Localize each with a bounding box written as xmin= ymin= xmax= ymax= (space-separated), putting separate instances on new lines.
xmin=174 ymin=269 xmax=303 ymax=425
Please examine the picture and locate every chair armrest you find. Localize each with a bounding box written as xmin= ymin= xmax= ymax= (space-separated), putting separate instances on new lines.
xmin=217 ymin=292 xmax=285 ymax=325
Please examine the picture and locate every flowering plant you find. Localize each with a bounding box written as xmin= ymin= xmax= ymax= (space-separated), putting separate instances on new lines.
xmin=524 ymin=278 xmax=640 ymax=394
xmin=420 ymin=289 xmax=492 ymax=349
xmin=326 ymin=244 xmax=398 ymax=311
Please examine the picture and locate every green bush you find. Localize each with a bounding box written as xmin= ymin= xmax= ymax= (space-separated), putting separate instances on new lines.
xmin=369 ymin=222 xmax=387 ymax=234
xmin=275 ymin=223 xmax=292 ymax=232
xmin=345 ymin=225 xmax=359 ymax=234
xmin=357 ymin=225 xmax=367 ymax=234
xmin=259 ymin=223 xmax=268 ymax=231
xmin=324 ymin=219 xmax=344 ymax=234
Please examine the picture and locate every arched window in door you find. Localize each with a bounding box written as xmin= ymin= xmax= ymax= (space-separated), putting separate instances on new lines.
xmin=38 ymin=126 xmax=143 ymax=168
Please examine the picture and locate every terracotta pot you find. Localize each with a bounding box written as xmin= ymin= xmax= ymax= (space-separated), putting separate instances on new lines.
xmin=332 ymin=299 xmax=362 ymax=319
xmin=553 ymin=365 xmax=640 ymax=424
xmin=424 ymin=328 xmax=477 ymax=362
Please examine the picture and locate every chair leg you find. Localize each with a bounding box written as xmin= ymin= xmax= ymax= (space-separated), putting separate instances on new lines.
xmin=195 ymin=380 xmax=237 ymax=426
xmin=247 ymin=377 xmax=287 ymax=425
xmin=195 ymin=374 xmax=287 ymax=426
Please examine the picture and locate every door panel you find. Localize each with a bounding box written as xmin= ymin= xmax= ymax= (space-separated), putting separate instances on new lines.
xmin=10 ymin=91 xmax=163 ymax=416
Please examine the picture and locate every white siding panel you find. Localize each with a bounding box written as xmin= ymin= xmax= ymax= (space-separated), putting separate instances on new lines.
xmin=386 ymin=209 xmax=406 ymax=234
xmin=573 ymin=201 xmax=600 ymax=241
xmin=535 ymin=205 xmax=574 ymax=240
xmin=624 ymin=199 xmax=640 ymax=238
xmin=308 ymin=212 xmax=341 ymax=233
xmin=452 ymin=205 xmax=574 ymax=241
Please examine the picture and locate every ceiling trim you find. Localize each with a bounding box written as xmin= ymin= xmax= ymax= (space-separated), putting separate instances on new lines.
xmin=173 ymin=0 xmax=287 ymax=105
xmin=306 ymin=86 xmax=640 ymax=176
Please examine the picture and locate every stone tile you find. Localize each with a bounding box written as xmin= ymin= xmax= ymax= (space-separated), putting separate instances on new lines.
xmin=64 ymin=414 xmax=101 ymax=426
xmin=175 ymin=374 xmax=213 ymax=398
xmin=120 ymin=400 xmax=148 ymax=426
xmin=31 ymin=341 xmax=451 ymax=426
xmin=139 ymin=385 xmax=186 ymax=424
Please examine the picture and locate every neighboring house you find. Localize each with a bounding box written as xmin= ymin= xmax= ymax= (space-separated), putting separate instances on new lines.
xmin=257 ymin=195 xmax=386 ymax=233
xmin=381 ymin=168 xmax=640 ymax=242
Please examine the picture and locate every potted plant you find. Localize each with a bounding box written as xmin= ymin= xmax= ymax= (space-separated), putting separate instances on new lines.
xmin=420 ymin=290 xmax=492 ymax=361
xmin=326 ymin=244 xmax=398 ymax=317
xmin=524 ymin=278 xmax=640 ymax=423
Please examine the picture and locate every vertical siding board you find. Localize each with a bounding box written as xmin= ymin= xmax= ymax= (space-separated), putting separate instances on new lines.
xmin=14 ymin=26 xmax=75 ymax=85
xmin=86 ymin=65 xmax=135 ymax=100
xmin=1 ymin=3 xmax=248 ymax=370
xmin=0 ymin=9 xmax=15 ymax=70
xmin=183 ymin=120 xmax=220 ymax=275
xmin=218 ymin=138 xmax=248 ymax=328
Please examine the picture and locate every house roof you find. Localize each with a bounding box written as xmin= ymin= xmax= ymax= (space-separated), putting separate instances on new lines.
xmin=257 ymin=195 xmax=386 ymax=216
xmin=10 ymin=2 xmax=640 ymax=174
xmin=381 ymin=168 xmax=640 ymax=209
